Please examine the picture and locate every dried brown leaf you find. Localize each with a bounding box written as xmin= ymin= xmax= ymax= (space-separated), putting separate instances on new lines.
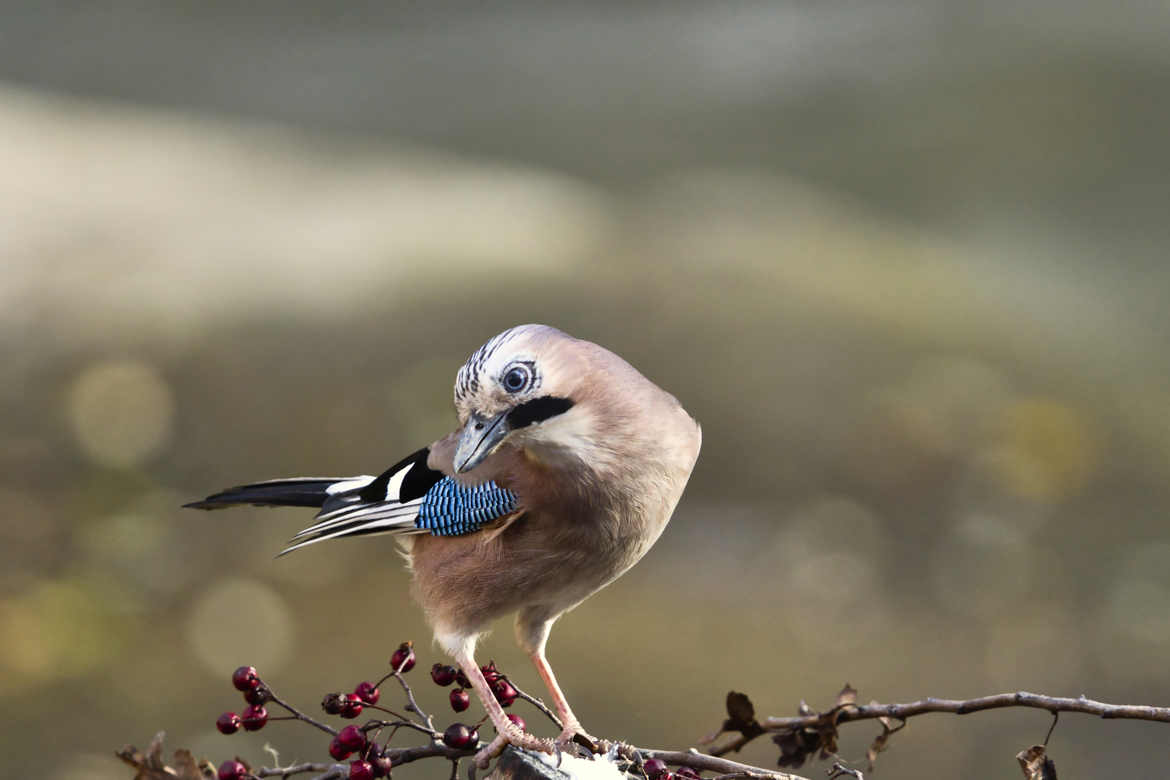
xmin=1017 ymin=745 xmax=1058 ymax=780
xmin=116 ymin=734 xmax=216 ymax=780
xmin=836 ymin=684 xmax=858 ymax=708
xmin=145 ymin=732 xmax=167 ymax=770
xmin=866 ymin=722 xmax=892 ymax=769
xmin=774 ymin=728 xmax=823 ymax=769
xmin=726 ymin=691 xmax=756 ymax=724
xmin=721 ymin=691 xmax=764 ymax=743
xmin=172 ymin=750 xmax=214 ymax=780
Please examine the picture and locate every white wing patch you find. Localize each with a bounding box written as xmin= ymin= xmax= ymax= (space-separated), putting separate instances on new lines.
xmin=384 ymin=462 xmax=413 ymax=501
xmin=325 ymin=475 xmax=375 ymax=495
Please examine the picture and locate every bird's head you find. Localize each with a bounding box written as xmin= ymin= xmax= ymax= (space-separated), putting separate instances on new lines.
xmin=450 ymin=324 xmax=591 ymax=474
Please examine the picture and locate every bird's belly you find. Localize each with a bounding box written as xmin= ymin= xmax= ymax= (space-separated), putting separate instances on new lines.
xmin=407 ymin=509 xmax=662 ymax=636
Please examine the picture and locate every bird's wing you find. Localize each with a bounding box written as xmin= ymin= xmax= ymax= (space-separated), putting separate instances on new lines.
xmin=278 ymin=447 xmax=518 ymax=555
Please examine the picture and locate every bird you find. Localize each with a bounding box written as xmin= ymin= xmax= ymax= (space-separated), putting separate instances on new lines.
xmin=186 ymin=324 xmax=702 ymax=765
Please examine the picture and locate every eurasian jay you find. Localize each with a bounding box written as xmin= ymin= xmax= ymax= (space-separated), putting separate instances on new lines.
xmin=188 ymin=324 xmax=702 ymax=764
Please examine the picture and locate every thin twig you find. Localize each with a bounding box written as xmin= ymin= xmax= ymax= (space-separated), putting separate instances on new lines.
xmin=388 ymin=670 xmax=436 ymax=732
xmin=1043 ymin=711 xmax=1060 ymax=746
xmin=643 ymin=749 xmax=801 ymax=780
xmin=255 ymin=762 xmax=338 ymax=778
xmin=267 ymin=692 xmax=338 ymax=737
xmin=512 ymin=686 xmax=564 ymax=731
xmin=362 ymin=717 xmax=436 ymax=739
xmin=384 ymin=741 xmax=478 ymax=767
xmin=827 ymin=762 xmax=864 ymax=779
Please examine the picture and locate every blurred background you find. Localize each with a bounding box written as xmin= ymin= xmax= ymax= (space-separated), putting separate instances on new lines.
xmin=2 ymin=1 xmax=1169 ymax=777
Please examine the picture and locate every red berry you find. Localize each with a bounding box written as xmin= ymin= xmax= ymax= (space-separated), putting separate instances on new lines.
xmin=505 ymin=713 xmax=526 ymax=732
xmin=431 ymin=663 xmax=458 ymax=687
xmin=480 ymin=661 xmax=501 ymax=683
xmin=329 ymin=737 xmax=352 ymax=761
xmin=337 ymin=725 xmax=367 ymax=752
xmin=354 ymin=681 xmax=380 ymax=705
xmin=449 ymin=688 xmax=470 ymax=712
xmin=241 ymin=704 xmax=268 ymax=731
xmin=491 ymin=678 xmax=518 ymax=707
xmin=217 ymin=759 xmax=247 ymax=780
xmin=370 ymin=753 xmax=393 ymax=777
xmin=390 ymin=642 xmax=415 ymax=673
xmin=340 ymin=693 xmax=364 ymax=719
xmin=243 ymin=685 xmax=269 ymax=706
xmin=216 ymin=711 xmax=242 ymax=735
xmin=643 ymin=759 xmax=668 ymax=779
xmin=232 ymin=666 xmax=261 ymax=691
xmin=349 ymin=760 xmax=375 ymax=780
xmin=322 ymin=693 xmax=344 ymax=715
xmin=442 ymin=723 xmax=479 ymax=749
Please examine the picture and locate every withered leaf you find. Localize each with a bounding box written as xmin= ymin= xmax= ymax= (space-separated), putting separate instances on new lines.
xmin=774 ymin=729 xmax=819 ymax=769
xmin=145 ymin=732 xmax=167 ymax=770
xmin=726 ymin=691 xmax=756 ymax=723
xmin=818 ymin=727 xmax=840 ymax=761
xmin=722 ymin=691 xmax=764 ymax=741
xmin=773 ymin=722 xmax=839 ymax=769
xmin=116 ymin=734 xmax=218 ymax=780
xmin=866 ymin=720 xmax=893 ymax=768
xmin=1017 ymin=745 xmax=1058 ymax=780
xmin=172 ymin=750 xmax=215 ymax=780
xmin=836 ymin=684 xmax=858 ymax=708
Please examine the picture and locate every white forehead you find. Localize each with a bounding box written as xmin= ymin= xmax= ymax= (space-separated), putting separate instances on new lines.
xmin=453 ymin=324 xmax=565 ymax=403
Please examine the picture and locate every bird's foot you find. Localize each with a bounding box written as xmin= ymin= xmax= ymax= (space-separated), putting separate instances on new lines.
xmin=474 ymin=723 xmax=555 ymax=769
xmin=555 ymin=722 xmax=606 ymax=754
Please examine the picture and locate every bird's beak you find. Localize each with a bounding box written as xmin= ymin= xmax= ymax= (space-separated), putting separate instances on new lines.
xmin=454 ymin=410 xmax=512 ymax=474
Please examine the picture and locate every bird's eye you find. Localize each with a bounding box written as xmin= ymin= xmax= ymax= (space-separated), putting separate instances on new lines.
xmin=502 ymin=366 xmax=530 ymax=393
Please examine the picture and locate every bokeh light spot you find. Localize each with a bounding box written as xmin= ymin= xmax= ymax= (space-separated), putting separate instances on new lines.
xmin=993 ymin=399 xmax=1097 ymax=501
xmin=67 ymin=359 xmax=174 ymax=467
xmin=0 ymin=579 xmax=123 ymax=694
xmin=186 ymin=578 xmax=293 ymax=679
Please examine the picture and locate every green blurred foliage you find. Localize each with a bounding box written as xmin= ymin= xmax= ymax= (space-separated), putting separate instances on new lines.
xmin=1 ymin=2 xmax=1169 ymax=778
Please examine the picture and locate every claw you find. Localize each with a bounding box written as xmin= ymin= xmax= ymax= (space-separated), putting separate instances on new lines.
xmin=474 ymin=724 xmax=555 ymax=769
xmin=554 ymin=724 xmax=606 ymax=754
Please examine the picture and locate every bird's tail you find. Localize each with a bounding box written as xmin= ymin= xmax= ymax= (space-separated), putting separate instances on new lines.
xmin=184 ymin=477 xmax=363 ymax=510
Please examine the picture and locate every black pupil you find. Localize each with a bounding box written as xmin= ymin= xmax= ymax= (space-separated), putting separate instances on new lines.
xmin=504 ymin=368 xmax=526 ymax=391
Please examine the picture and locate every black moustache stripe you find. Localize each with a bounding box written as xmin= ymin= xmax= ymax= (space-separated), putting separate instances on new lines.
xmin=507 ymin=396 xmax=574 ymax=429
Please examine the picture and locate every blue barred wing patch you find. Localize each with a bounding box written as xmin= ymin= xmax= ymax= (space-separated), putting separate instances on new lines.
xmin=416 ymin=478 xmax=517 ymax=536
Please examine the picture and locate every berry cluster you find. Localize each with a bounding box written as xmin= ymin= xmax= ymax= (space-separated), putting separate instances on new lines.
xmin=214 ymin=662 xmax=397 ymax=779
xmin=429 ymin=659 xmax=518 ymax=712
xmin=326 ymin=725 xmax=395 ymax=779
xmin=216 ymin=666 xmax=270 ymax=736
xmin=206 ymin=642 xmax=644 ymax=780
xmin=642 ymin=758 xmax=703 ymax=780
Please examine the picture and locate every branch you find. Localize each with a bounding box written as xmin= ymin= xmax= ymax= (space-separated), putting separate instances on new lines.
xmin=708 ymin=686 xmax=1170 ymax=773
xmin=642 ymin=749 xmax=803 ymax=780
xmin=762 ymin=691 xmax=1170 ymax=732
xmin=254 ymin=743 xmax=476 ymax=778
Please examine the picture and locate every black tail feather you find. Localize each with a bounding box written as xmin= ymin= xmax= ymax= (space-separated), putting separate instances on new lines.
xmin=184 ymin=478 xmax=341 ymax=510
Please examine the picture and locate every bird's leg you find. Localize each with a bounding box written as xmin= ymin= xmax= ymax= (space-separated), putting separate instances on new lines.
xmin=529 ymin=649 xmax=602 ymax=752
xmin=452 ymin=649 xmax=555 ymax=768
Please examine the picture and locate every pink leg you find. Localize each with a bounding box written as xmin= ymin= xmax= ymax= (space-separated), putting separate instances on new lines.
xmin=452 ymin=647 xmax=555 ymax=767
xmin=529 ymin=649 xmax=600 ymax=750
